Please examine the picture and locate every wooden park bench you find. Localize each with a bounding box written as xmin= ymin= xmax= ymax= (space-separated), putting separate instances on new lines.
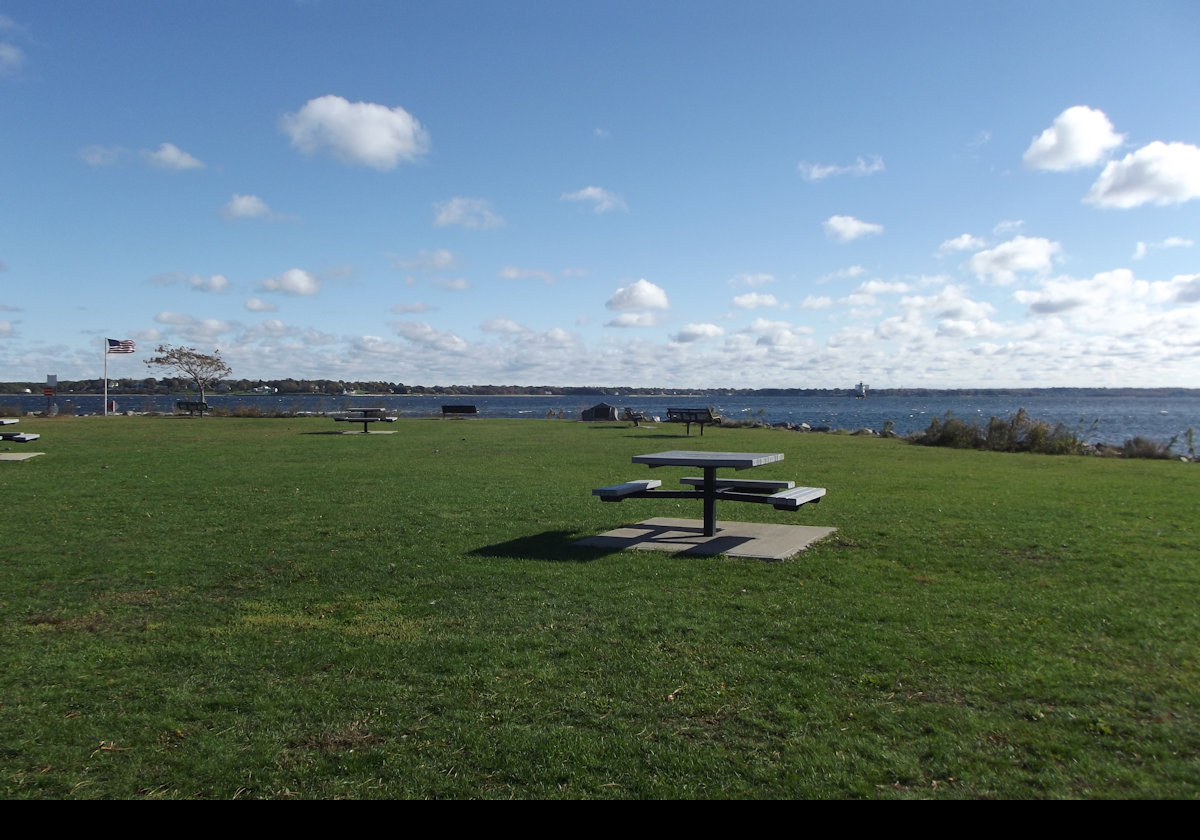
xmin=666 ymin=407 xmax=717 ymax=436
xmin=442 ymin=404 xmax=478 ymax=418
xmin=175 ymin=401 xmax=210 ymax=416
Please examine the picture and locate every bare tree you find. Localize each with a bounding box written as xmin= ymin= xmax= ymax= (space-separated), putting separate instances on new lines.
xmin=145 ymin=345 xmax=232 ymax=405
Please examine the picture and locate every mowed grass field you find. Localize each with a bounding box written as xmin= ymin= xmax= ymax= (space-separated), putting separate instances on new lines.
xmin=1 ymin=415 xmax=1196 ymax=799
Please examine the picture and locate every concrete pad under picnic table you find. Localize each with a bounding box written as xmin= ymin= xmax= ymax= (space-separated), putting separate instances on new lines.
xmin=575 ymin=517 xmax=836 ymax=561
xmin=0 ymin=452 xmax=44 ymax=461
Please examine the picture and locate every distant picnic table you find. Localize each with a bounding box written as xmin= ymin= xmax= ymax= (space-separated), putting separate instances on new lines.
xmin=334 ymin=407 xmax=398 ymax=433
xmin=666 ymin=407 xmax=717 ymax=436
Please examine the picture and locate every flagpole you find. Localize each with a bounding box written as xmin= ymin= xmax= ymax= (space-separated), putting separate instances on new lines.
xmin=103 ymin=338 xmax=109 ymax=416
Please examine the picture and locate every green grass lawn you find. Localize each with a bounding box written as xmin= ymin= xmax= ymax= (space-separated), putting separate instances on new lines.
xmin=1 ymin=416 xmax=1196 ymax=798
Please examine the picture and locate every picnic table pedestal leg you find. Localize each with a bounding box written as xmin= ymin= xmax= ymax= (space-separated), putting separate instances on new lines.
xmin=702 ymin=466 xmax=717 ymax=536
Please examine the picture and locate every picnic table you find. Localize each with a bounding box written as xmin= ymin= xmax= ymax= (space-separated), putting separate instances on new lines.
xmin=333 ymin=407 xmax=398 ymax=433
xmin=594 ymin=450 xmax=825 ymax=537
xmin=0 ymin=418 xmax=39 ymax=443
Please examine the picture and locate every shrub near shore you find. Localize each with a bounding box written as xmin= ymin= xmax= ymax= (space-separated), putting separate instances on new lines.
xmin=2 ymin=417 xmax=1197 ymax=798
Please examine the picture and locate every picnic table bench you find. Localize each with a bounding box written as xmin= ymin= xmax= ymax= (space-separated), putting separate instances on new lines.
xmin=442 ymin=404 xmax=478 ymax=418
xmin=334 ymin=407 xmax=398 ymax=433
xmin=594 ymin=450 xmax=826 ymax=536
xmin=175 ymin=401 xmax=210 ymax=416
xmin=0 ymin=418 xmax=39 ymax=443
xmin=666 ymin=407 xmax=717 ymax=436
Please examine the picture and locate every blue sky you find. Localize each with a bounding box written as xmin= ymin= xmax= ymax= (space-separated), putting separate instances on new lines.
xmin=2 ymin=1 xmax=1199 ymax=388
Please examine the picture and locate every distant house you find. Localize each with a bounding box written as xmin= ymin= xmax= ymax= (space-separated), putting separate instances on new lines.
xmin=581 ymin=402 xmax=618 ymax=421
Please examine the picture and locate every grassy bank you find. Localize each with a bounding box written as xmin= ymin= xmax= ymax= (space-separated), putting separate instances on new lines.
xmin=1 ymin=417 xmax=1196 ymax=798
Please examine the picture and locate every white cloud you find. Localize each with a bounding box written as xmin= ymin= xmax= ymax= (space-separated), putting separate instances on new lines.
xmin=606 ymin=278 xmax=669 ymax=312
xmin=0 ymin=41 xmax=23 ymax=76
xmin=824 ymin=215 xmax=883 ymax=243
xmin=938 ymin=233 xmax=987 ymax=253
xmin=281 ymin=95 xmax=430 ymax=170
xmin=481 ymin=317 xmax=528 ymax=334
xmin=561 ymin=185 xmax=628 ymax=213
xmin=672 ymin=323 xmax=724 ymax=343
xmin=799 ymin=295 xmax=833 ymax=309
xmin=729 ymin=272 xmax=776 ymax=287
xmin=816 ymin=265 xmax=866 ymax=283
xmin=500 ymin=266 xmax=557 ymax=284
xmin=1084 ymin=141 xmax=1200 ymax=208
xmin=967 ymin=236 xmax=1061 ymax=284
xmin=857 ymin=279 xmax=911 ymax=295
xmin=732 ymin=292 xmax=778 ymax=309
xmin=1165 ymin=274 xmax=1200 ymax=304
xmin=391 ymin=302 xmax=430 ymax=314
xmin=78 ymin=145 xmax=125 ymax=166
xmin=142 ymin=142 xmax=204 ymax=170
xmin=391 ymin=321 xmax=468 ymax=352
xmin=433 ymin=197 xmax=505 ymax=229
xmin=1133 ymin=236 xmax=1193 ymax=260
xmin=798 ymin=155 xmax=884 ymax=180
xmin=261 ymin=268 xmax=320 ymax=296
xmin=245 ymin=298 xmax=277 ymax=312
xmin=154 ymin=311 xmax=193 ymax=325
xmin=0 ymin=320 xmax=13 ymax=337
xmin=187 ymin=274 xmax=228 ymax=293
xmin=221 ymin=194 xmax=275 ymax=219
xmin=1023 ymin=105 xmax=1124 ymax=171
xmin=606 ymin=312 xmax=662 ymax=328
xmin=391 ymin=249 xmax=458 ymax=272
xmin=434 ymin=277 xmax=469 ymax=291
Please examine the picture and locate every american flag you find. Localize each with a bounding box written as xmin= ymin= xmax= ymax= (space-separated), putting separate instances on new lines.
xmin=106 ymin=338 xmax=136 ymax=354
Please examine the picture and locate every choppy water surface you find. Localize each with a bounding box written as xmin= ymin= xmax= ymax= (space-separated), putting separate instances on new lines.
xmin=10 ymin=390 xmax=1198 ymax=448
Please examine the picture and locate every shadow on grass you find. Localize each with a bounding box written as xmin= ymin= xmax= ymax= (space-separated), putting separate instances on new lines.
xmin=470 ymin=530 xmax=615 ymax=563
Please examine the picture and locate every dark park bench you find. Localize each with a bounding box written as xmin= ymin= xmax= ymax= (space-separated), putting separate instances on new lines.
xmin=666 ymin=407 xmax=717 ymax=436
xmin=441 ymin=405 xmax=478 ymax=418
xmin=175 ymin=401 xmax=210 ymax=416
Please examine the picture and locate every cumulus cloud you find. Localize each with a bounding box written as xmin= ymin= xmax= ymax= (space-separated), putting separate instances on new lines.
xmin=390 ymin=249 xmax=458 ymax=273
xmin=606 ymin=278 xmax=669 ymax=312
xmin=433 ymin=197 xmax=505 ymax=229
xmin=799 ymin=295 xmax=833 ymax=309
xmin=561 ymin=186 xmax=628 ymax=213
xmin=500 ymin=266 xmax=557 ymax=284
xmin=281 ymin=95 xmax=430 ymax=170
xmin=0 ymin=320 xmax=13 ymax=337
xmin=729 ymin=272 xmax=775 ymax=287
xmin=78 ymin=145 xmax=125 ymax=166
xmin=261 ymin=268 xmax=320 ymax=296
xmin=187 ymin=274 xmax=228 ymax=293
xmin=481 ymin=317 xmax=528 ymax=334
xmin=0 ymin=41 xmax=23 ymax=77
xmin=434 ymin=277 xmax=469 ymax=291
xmin=245 ymin=298 xmax=277 ymax=312
xmin=672 ymin=323 xmax=724 ymax=343
xmin=1084 ymin=141 xmax=1200 ymax=208
xmin=824 ymin=215 xmax=883 ymax=242
xmin=938 ymin=233 xmax=987 ymax=253
xmin=1023 ymin=105 xmax=1124 ymax=171
xmin=1133 ymin=236 xmax=1193 ymax=260
xmin=391 ymin=302 xmax=430 ymax=314
xmin=606 ymin=312 xmax=662 ymax=328
xmin=798 ymin=155 xmax=884 ymax=180
xmin=390 ymin=320 xmax=468 ymax=352
xmin=732 ymin=292 xmax=778 ymax=309
xmin=221 ymin=194 xmax=276 ymax=220
xmin=142 ymin=142 xmax=204 ymax=170
xmin=967 ymin=236 xmax=1061 ymax=284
